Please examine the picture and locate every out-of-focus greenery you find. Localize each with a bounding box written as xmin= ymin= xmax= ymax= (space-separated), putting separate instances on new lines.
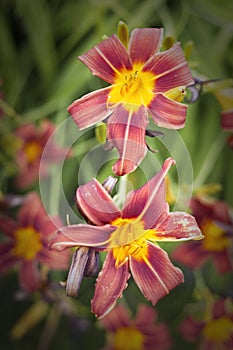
xmin=0 ymin=0 xmax=232 ymax=349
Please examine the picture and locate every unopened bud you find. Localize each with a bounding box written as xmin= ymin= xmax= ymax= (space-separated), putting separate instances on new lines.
xmin=95 ymin=122 xmax=107 ymax=144
xmin=102 ymin=176 xmax=117 ymax=194
xmin=66 ymin=247 xmax=100 ymax=298
xmin=117 ymin=21 xmax=129 ymax=48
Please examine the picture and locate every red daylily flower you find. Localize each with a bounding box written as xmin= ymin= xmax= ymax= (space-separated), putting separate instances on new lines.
xmin=15 ymin=120 xmax=69 ymax=189
xmin=0 ymin=192 xmax=70 ymax=293
xmin=50 ymin=158 xmax=202 ymax=318
xmin=68 ymin=28 xmax=194 ymax=175
xmin=100 ymin=303 xmax=172 ymax=350
xmin=172 ymin=196 xmax=233 ymax=273
xmin=180 ymin=298 xmax=233 ymax=350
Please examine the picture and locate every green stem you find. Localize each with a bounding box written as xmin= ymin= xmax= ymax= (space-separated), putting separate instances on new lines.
xmin=114 ymin=174 xmax=129 ymax=208
xmin=0 ymin=98 xmax=20 ymax=120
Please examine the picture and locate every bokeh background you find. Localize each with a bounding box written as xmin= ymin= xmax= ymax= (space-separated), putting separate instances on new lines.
xmin=0 ymin=0 xmax=233 ymax=349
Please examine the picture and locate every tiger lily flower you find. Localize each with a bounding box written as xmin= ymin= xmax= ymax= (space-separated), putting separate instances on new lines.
xmin=50 ymin=158 xmax=203 ymax=318
xmin=68 ymin=28 xmax=194 ymax=175
xmin=180 ymin=298 xmax=233 ymax=350
xmin=172 ymin=195 xmax=233 ymax=273
xmin=15 ymin=120 xmax=70 ymax=189
xmin=100 ymin=303 xmax=172 ymax=350
xmin=0 ymin=192 xmax=70 ymax=293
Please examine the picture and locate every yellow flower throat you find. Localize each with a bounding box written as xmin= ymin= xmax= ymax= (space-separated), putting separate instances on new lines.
xmin=12 ymin=226 xmax=42 ymax=260
xmin=201 ymin=219 xmax=229 ymax=252
xmin=114 ymin=326 xmax=144 ymax=350
xmin=24 ymin=140 xmax=42 ymax=163
xmin=202 ymin=316 xmax=233 ymax=343
xmin=108 ymin=63 xmax=185 ymax=111
xmin=110 ymin=218 xmax=153 ymax=267
xmin=108 ymin=63 xmax=155 ymax=109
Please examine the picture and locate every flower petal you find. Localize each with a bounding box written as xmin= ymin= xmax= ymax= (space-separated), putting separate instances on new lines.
xmin=76 ymin=178 xmax=121 ymax=225
xmin=19 ymin=261 xmax=40 ymax=292
xmin=49 ymin=224 xmax=115 ymax=251
xmin=38 ymin=244 xmax=70 ymax=270
xmin=107 ymin=105 xmax=148 ymax=176
xmin=100 ymin=304 xmax=131 ymax=331
xmin=122 ymin=158 xmax=175 ymax=229
xmin=154 ymin=62 xmax=194 ymax=92
xmin=18 ymin=192 xmax=42 ymax=227
xmin=67 ymin=87 xmax=112 ymax=129
xmin=171 ymin=241 xmax=208 ymax=269
xmin=212 ymin=251 xmax=233 ymax=274
xmin=144 ymin=42 xmax=186 ymax=74
xmin=135 ymin=304 xmax=157 ymax=327
xmin=130 ymin=241 xmax=184 ymax=305
xmin=79 ymin=34 xmax=132 ymax=84
xmin=0 ymin=243 xmax=19 ymax=273
xmin=148 ymin=94 xmax=188 ymax=129
xmin=91 ymin=251 xmax=130 ymax=319
xmin=179 ymin=317 xmax=204 ymax=342
xmin=152 ymin=212 xmax=204 ymax=241
xmin=128 ymin=28 xmax=163 ymax=63
xmin=143 ymin=43 xmax=194 ymax=91
xmin=0 ymin=216 xmax=17 ymax=237
xmin=221 ymin=110 xmax=233 ymax=131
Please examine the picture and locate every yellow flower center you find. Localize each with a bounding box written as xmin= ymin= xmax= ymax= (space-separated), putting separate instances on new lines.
xmin=108 ymin=63 xmax=155 ymax=111
xmin=114 ymin=326 xmax=144 ymax=350
xmin=24 ymin=140 xmax=42 ymax=163
xmin=201 ymin=219 xmax=229 ymax=252
xmin=110 ymin=218 xmax=152 ymax=267
xmin=12 ymin=227 xmax=42 ymax=260
xmin=202 ymin=316 xmax=233 ymax=343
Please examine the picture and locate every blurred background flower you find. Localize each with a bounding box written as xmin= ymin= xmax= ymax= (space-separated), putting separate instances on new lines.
xmin=100 ymin=303 xmax=172 ymax=350
xmin=0 ymin=0 xmax=232 ymax=349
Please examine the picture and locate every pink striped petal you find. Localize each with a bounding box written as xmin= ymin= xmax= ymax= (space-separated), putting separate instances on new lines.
xmin=128 ymin=28 xmax=163 ymax=63
xmin=171 ymin=241 xmax=208 ymax=269
xmin=143 ymin=43 xmax=193 ymax=83
xmin=49 ymin=224 xmax=115 ymax=251
xmin=67 ymin=87 xmax=112 ymax=129
xmin=154 ymin=63 xmax=194 ymax=93
xmin=100 ymin=304 xmax=131 ymax=331
xmin=79 ymin=34 xmax=132 ymax=84
xmin=107 ymin=105 xmax=148 ymax=176
xmin=153 ymin=212 xmax=203 ymax=241
xmin=179 ymin=317 xmax=204 ymax=342
xmin=15 ymin=163 xmax=40 ymax=189
xmin=36 ymin=215 xmax=62 ymax=237
xmin=0 ymin=216 xmax=17 ymax=237
xmin=221 ymin=110 xmax=233 ymax=131
xmin=130 ymin=241 xmax=184 ymax=305
xmin=0 ymin=243 xmax=19 ymax=273
xmin=148 ymin=94 xmax=188 ymax=129
xmin=18 ymin=192 xmax=42 ymax=227
xmin=15 ymin=123 xmax=36 ymax=139
xmin=91 ymin=251 xmax=130 ymax=318
xmin=76 ymin=178 xmax=121 ymax=225
xmin=19 ymin=261 xmax=40 ymax=292
xmin=38 ymin=246 xmax=70 ymax=270
xmin=135 ymin=304 xmax=157 ymax=327
xmin=122 ymin=158 xmax=175 ymax=229
xmin=212 ymin=251 xmax=232 ymax=274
